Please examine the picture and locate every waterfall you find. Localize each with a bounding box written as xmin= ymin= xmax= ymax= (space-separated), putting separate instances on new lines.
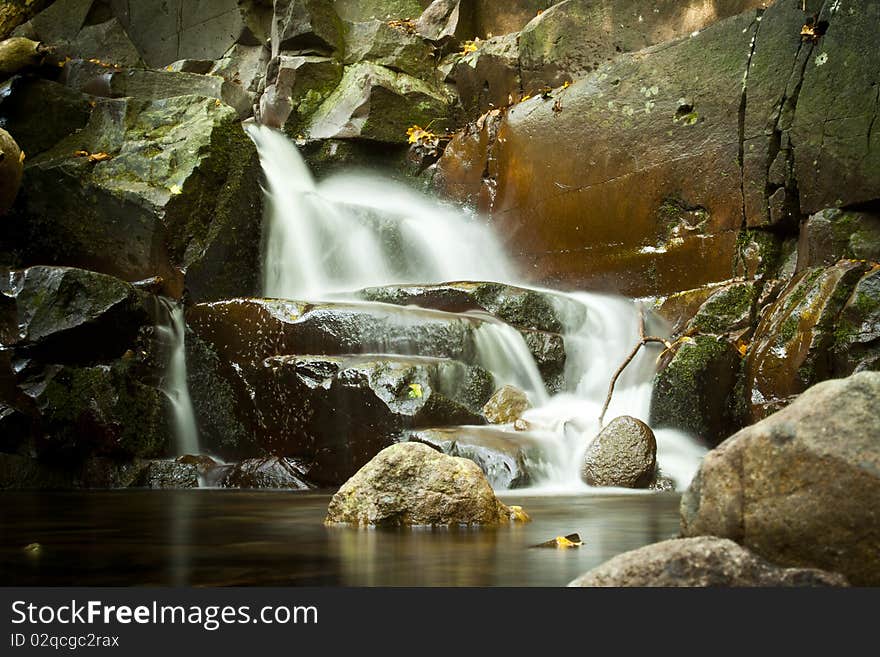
xmin=246 ymin=124 xmax=706 ymax=491
xmin=157 ymin=298 xmax=200 ymax=457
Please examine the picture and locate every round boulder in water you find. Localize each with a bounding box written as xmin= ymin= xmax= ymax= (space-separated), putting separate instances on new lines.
xmin=325 ymin=442 xmax=518 ymax=526
xmin=482 ymin=384 xmax=531 ymax=424
xmin=581 ymin=416 xmax=656 ymax=488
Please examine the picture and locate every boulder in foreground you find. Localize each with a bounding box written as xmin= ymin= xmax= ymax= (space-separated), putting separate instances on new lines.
xmin=325 ymin=442 xmax=517 ymax=526
xmin=568 ymin=537 xmax=848 ymax=587
xmin=681 ymin=372 xmax=880 ymax=586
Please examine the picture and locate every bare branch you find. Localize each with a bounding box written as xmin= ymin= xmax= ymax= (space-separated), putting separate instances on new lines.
xmin=598 ymin=308 xmax=672 ymax=427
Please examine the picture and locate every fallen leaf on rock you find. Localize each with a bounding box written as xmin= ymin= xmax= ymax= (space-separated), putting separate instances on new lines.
xmin=73 ymin=150 xmax=112 ymax=162
xmin=407 ymin=383 xmax=423 ymax=399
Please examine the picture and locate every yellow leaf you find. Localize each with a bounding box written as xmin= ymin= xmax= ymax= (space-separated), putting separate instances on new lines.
xmin=169 ymin=184 xmax=183 ymax=195
xmin=562 ymin=80 xmax=572 ymax=89
xmin=555 ymin=535 xmax=583 ymax=548
xmin=519 ymin=93 xmax=532 ymax=102
xmin=19 ymin=151 xmax=26 ymax=163
xmin=509 ymin=505 xmax=530 ymax=523
xmin=407 ymin=383 xmax=423 ymax=399
xmin=461 ymin=40 xmax=479 ymax=55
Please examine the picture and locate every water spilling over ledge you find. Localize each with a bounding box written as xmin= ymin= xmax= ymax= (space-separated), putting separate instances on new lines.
xmin=242 ymin=123 xmax=707 ymax=492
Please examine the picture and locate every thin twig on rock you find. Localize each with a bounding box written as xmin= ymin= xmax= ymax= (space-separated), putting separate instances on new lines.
xmin=598 ymin=307 xmax=672 ymax=427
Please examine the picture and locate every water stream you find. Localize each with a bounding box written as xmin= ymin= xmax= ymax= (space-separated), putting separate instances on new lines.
xmin=156 ymin=298 xmax=199 ymax=457
xmin=246 ymin=124 xmax=707 ymax=492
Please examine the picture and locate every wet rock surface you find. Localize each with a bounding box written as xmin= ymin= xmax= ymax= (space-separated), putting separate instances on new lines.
xmin=482 ymin=384 xmax=530 ymax=424
xmin=325 ymin=442 xmax=515 ymax=526
xmin=409 ymin=425 xmax=539 ymax=489
xmin=222 ymin=457 xmax=315 ymax=490
xmin=681 ymin=371 xmax=880 ymax=586
xmin=569 ymin=537 xmax=848 ymax=587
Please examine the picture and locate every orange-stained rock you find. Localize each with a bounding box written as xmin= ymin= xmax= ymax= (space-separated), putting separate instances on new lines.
xmin=744 ymin=260 xmax=870 ymax=421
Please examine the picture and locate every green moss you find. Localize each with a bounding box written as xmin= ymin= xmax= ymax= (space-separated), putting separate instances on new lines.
xmin=690 ymin=283 xmax=756 ymax=333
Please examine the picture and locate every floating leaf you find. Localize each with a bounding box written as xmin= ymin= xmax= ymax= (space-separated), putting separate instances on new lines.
xmin=407 ymin=383 xmax=423 ymax=399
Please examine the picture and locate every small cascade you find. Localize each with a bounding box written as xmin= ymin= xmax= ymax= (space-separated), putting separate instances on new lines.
xmin=156 ymin=298 xmax=200 ymax=458
xmin=246 ymin=124 xmax=707 ymax=491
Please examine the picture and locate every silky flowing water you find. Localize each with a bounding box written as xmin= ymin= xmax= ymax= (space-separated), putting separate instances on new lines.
xmin=247 ymin=124 xmax=707 ymax=492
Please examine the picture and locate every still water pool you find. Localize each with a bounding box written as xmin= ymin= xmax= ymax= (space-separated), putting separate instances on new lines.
xmin=1 ymin=490 xmax=680 ymax=586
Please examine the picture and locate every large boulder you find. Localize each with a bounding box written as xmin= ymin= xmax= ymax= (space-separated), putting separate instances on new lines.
xmin=0 ymin=1 xmax=53 ymax=40
xmin=131 ymin=460 xmax=199 ymax=489
xmin=681 ymin=371 xmax=880 ymax=586
xmin=581 ymin=415 xmax=656 ymax=488
xmin=568 ymin=537 xmax=848 ymax=587
xmin=325 ymin=441 xmax=516 ymax=526
xmin=257 ymin=54 xmax=342 ymax=132
xmin=651 ymin=335 xmax=743 ymax=445
xmin=409 ymin=425 xmax=539 ymax=489
xmin=797 ymin=208 xmax=880 ymax=271
xmin=255 ymin=354 xmax=493 ymax=485
xmin=343 ymin=19 xmax=435 ymax=79
xmin=9 ymin=94 xmax=262 ymax=300
xmin=271 ymin=0 xmax=344 ymax=57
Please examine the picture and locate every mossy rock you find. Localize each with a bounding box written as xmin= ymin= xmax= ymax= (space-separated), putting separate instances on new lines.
xmin=687 ymin=281 xmax=758 ymax=335
xmin=651 ymin=334 xmax=743 ymax=446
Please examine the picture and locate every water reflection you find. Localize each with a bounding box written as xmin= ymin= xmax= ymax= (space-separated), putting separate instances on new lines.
xmin=0 ymin=491 xmax=681 ymax=586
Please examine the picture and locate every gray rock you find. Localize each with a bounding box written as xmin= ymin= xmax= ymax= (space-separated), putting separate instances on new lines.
xmin=343 ymin=19 xmax=435 ymax=78
xmin=482 ymin=384 xmax=530 ymax=424
xmin=681 ymin=371 xmax=880 ymax=586
xmin=305 ymin=61 xmax=453 ymax=142
xmin=271 ymin=0 xmax=343 ymax=57
xmin=581 ymin=415 xmax=656 ymax=488
xmin=452 ymin=32 xmax=519 ymax=118
xmin=834 ymin=268 xmax=880 ymax=376
xmin=257 ymin=54 xmax=342 ymax=131
xmin=325 ymin=442 xmax=515 ymax=526
xmin=409 ymin=426 xmax=539 ymax=489
xmin=797 ymin=208 xmax=880 ymax=271
xmin=569 ymin=537 xmax=849 ymax=587
xmin=222 ymin=457 xmax=315 ymax=489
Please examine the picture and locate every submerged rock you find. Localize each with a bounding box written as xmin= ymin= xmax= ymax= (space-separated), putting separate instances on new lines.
xmin=482 ymin=384 xmax=530 ymax=424
xmin=325 ymin=442 xmax=515 ymax=526
xmin=569 ymin=537 xmax=848 ymax=587
xmin=581 ymin=415 xmax=656 ymax=488
xmin=409 ymin=425 xmax=540 ymax=489
xmin=681 ymin=372 xmax=880 ymax=586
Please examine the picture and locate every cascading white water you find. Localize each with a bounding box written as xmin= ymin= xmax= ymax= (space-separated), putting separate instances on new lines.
xmin=252 ymin=125 xmax=516 ymax=299
xmin=157 ymin=299 xmax=200 ymax=457
xmin=247 ymin=123 xmax=706 ymax=491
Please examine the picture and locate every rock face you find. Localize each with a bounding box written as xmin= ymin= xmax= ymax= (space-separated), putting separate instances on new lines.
xmin=5 ymin=91 xmax=262 ymax=301
xmin=0 ymin=127 xmax=24 ymax=214
xmin=681 ymin=372 xmax=880 ymax=586
xmin=482 ymin=385 xmax=530 ymax=424
xmin=409 ymin=426 xmax=539 ymax=489
xmin=581 ymin=416 xmax=656 ymax=488
xmin=132 ymin=460 xmax=199 ymax=489
xmin=325 ymin=442 xmax=514 ymax=526
xmin=568 ymin=537 xmax=848 ymax=587
xmin=744 ymin=260 xmax=870 ymax=421
xmin=435 ymin=1 xmax=880 ymax=297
